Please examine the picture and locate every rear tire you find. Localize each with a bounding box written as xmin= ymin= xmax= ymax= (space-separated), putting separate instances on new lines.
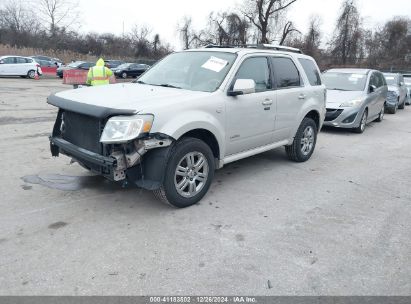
xmin=286 ymin=117 xmax=317 ymax=162
xmin=153 ymin=137 xmax=215 ymax=208
xmin=121 ymin=72 xmax=127 ymax=79
xmin=27 ymin=70 xmax=35 ymax=79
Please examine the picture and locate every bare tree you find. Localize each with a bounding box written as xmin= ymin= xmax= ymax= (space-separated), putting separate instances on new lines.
xmin=178 ymin=16 xmax=202 ymax=49
xmin=303 ymin=15 xmax=322 ymax=57
xmin=36 ymin=0 xmax=80 ymax=36
xmin=279 ymin=21 xmax=299 ymax=45
xmin=329 ymin=0 xmax=364 ymax=65
xmin=242 ymin=0 xmax=297 ymax=43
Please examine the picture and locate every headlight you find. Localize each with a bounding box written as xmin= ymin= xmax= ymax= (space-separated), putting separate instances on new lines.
xmin=100 ymin=115 xmax=153 ymax=143
xmin=340 ymin=99 xmax=363 ymax=107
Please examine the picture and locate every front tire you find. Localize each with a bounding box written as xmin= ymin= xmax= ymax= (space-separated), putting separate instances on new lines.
xmin=353 ymin=109 xmax=368 ymax=133
xmin=376 ymin=106 xmax=384 ymax=122
xmin=286 ymin=117 xmax=318 ymax=162
xmin=398 ymin=97 xmax=405 ymax=109
xmin=153 ymin=137 xmax=215 ymax=208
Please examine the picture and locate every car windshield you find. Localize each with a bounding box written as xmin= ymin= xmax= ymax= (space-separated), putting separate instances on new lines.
xmin=384 ymin=75 xmax=397 ymax=86
xmin=322 ymin=72 xmax=367 ymax=91
xmin=68 ymin=62 xmax=83 ymax=68
xmin=136 ymin=51 xmax=237 ymax=92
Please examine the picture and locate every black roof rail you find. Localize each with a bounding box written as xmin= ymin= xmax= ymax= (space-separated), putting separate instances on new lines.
xmin=204 ymin=43 xmax=302 ymax=54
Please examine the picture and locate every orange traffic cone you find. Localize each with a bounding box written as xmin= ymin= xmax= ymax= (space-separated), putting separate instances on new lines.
xmin=34 ymin=70 xmax=40 ymax=80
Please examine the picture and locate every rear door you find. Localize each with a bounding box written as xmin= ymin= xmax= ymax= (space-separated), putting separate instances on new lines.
xmin=270 ymin=56 xmax=306 ymax=141
xmin=225 ymin=56 xmax=277 ymax=155
xmin=15 ymin=57 xmax=31 ymax=75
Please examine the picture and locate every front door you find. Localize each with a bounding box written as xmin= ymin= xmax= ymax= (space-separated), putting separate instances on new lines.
xmin=225 ymin=56 xmax=276 ymax=156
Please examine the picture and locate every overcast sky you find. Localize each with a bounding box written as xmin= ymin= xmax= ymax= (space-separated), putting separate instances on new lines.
xmin=80 ymin=0 xmax=411 ymax=49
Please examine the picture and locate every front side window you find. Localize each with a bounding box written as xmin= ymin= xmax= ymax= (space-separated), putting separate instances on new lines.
xmin=369 ymin=73 xmax=379 ymax=88
xmin=298 ymin=58 xmax=321 ymax=86
xmin=271 ymin=57 xmax=301 ymax=89
xmin=235 ymin=57 xmax=271 ymax=93
xmin=137 ymin=51 xmax=237 ymax=92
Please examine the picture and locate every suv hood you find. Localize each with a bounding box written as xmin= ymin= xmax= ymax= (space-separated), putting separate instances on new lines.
xmin=326 ymin=90 xmax=364 ymax=108
xmin=48 ymin=83 xmax=209 ymax=118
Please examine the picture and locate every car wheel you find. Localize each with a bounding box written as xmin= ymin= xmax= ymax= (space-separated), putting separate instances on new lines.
xmin=376 ymin=106 xmax=384 ymax=122
xmin=353 ymin=109 xmax=368 ymax=133
xmin=388 ymin=103 xmax=398 ymax=114
xmin=153 ymin=137 xmax=215 ymax=208
xmin=399 ymin=97 xmax=405 ymax=109
xmin=285 ymin=117 xmax=317 ymax=162
xmin=121 ymin=72 xmax=127 ymax=79
xmin=27 ymin=70 xmax=36 ymax=79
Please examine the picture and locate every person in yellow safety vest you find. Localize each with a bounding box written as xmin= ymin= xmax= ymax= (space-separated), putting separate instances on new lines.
xmin=86 ymin=58 xmax=113 ymax=86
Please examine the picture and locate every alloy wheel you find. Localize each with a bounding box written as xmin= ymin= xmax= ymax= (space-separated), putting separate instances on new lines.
xmin=174 ymin=152 xmax=209 ymax=198
xmin=300 ymin=126 xmax=315 ymax=156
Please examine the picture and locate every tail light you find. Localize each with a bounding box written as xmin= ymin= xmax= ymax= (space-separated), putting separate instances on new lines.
xmin=36 ymin=64 xmax=40 ymax=67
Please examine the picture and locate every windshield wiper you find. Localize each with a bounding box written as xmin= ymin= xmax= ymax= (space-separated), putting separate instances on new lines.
xmin=329 ymin=88 xmax=350 ymax=91
xmin=135 ymin=80 xmax=146 ymax=84
xmin=158 ymin=83 xmax=182 ymax=89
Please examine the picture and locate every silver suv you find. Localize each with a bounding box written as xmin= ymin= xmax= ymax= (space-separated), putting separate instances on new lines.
xmin=48 ymin=45 xmax=326 ymax=207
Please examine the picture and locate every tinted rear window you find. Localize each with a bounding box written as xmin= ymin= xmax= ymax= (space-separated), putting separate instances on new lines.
xmin=271 ymin=57 xmax=301 ymax=88
xmin=298 ymin=58 xmax=321 ymax=86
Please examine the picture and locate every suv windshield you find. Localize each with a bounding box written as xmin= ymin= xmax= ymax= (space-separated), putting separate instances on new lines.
xmin=322 ymin=72 xmax=367 ymax=91
xmin=136 ymin=51 xmax=237 ymax=92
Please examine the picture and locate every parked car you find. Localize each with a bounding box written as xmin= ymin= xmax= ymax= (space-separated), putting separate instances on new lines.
xmin=403 ymin=74 xmax=411 ymax=105
xmin=322 ymin=69 xmax=387 ymax=133
xmin=31 ymin=55 xmax=63 ymax=67
xmin=112 ymin=63 xmax=150 ymax=78
xmin=104 ymin=60 xmax=125 ymax=69
xmin=0 ymin=55 xmax=42 ymax=78
xmin=48 ymin=45 xmax=326 ymax=207
xmin=56 ymin=61 xmax=94 ymax=78
xmin=383 ymin=73 xmax=407 ymax=113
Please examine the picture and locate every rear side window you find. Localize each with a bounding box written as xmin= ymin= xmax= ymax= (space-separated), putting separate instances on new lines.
xmin=298 ymin=58 xmax=322 ymax=86
xmin=271 ymin=57 xmax=301 ymax=89
xmin=236 ymin=57 xmax=271 ymax=92
xmin=16 ymin=57 xmax=28 ymax=64
xmin=2 ymin=57 xmax=15 ymax=64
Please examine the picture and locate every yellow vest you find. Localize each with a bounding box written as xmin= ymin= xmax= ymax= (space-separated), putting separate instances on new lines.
xmin=87 ymin=66 xmax=113 ymax=86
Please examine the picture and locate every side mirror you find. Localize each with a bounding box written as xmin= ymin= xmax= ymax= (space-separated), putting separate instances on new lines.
xmin=228 ymin=79 xmax=256 ymax=96
xmin=400 ymin=82 xmax=404 ymax=87
xmin=369 ymin=85 xmax=377 ymax=93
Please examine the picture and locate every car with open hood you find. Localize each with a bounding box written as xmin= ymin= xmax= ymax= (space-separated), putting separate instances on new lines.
xmin=322 ymin=68 xmax=387 ymax=133
xmin=383 ymin=73 xmax=408 ymax=113
xmin=48 ymin=45 xmax=326 ymax=208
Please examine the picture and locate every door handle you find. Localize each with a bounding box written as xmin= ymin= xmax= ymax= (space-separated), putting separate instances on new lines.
xmin=298 ymin=94 xmax=306 ymax=100
xmin=262 ymin=99 xmax=273 ymax=106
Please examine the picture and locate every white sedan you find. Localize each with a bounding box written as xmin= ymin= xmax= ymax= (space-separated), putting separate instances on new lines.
xmin=0 ymin=55 xmax=42 ymax=79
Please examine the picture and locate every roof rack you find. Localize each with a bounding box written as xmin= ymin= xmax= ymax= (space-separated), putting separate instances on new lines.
xmin=204 ymin=43 xmax=302 ymax=54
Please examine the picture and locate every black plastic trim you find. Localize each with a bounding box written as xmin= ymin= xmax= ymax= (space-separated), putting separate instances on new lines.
xmin=50 ymin=136 xmax=116 ymax=168
xmin=47 ymin=94 xmax=136 ymax=119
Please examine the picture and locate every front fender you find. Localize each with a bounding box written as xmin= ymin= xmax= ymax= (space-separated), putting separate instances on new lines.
xmin=154 ymin=110 xmax=226 ymax=158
